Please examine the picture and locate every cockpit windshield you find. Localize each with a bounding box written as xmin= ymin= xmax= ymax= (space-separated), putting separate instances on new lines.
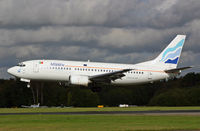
xmin=17 ymin=63 xmax=26 ymax=67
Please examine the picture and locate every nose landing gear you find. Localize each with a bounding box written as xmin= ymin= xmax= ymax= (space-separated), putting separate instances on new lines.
xmin=27 ymin=82 xmax=31 ymax=88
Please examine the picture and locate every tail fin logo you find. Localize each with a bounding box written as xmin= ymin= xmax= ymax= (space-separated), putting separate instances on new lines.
xmin=160 ymin=39 xmax=185 ymax=64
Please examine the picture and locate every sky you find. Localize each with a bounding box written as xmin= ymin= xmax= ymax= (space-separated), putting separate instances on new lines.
xmin=0 ymin=0 xmax=200 ymax=78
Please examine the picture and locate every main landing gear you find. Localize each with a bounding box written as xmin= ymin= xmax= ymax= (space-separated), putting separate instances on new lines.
xmin=91 ymin=86 xmax=102 ymax=92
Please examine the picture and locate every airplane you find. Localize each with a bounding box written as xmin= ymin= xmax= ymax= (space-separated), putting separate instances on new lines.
xmin=21 ymin=103 xmax=40 ymax=108
xmin=7 ymin=35 xmax=192 ymax=92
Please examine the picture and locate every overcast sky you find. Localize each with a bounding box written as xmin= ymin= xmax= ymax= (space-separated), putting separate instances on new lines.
xmin=0 ymin=0 xmax=200 ymax=78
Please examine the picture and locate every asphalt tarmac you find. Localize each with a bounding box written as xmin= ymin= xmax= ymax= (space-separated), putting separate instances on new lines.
xmin=1 ymin=110 xmax=200 ymax=115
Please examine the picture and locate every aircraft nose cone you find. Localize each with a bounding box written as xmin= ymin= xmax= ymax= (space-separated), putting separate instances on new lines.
xmin=7 ymin=67 xmax=15 ymax=75
xmin=7 ymin=68 xmax=12 ymax=74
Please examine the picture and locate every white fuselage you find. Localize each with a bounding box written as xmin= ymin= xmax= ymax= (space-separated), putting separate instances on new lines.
xmin=7 ymin=59 xmax=172 ymax=85
xmin=7 ymin=35 xmax=188 ymax=88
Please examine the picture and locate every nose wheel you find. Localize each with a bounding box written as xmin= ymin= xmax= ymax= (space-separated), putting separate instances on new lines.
xmin=26 ymin=82 xmax=44 ymax=105
xmin=27 ymin=83 xmax=31 ymax=88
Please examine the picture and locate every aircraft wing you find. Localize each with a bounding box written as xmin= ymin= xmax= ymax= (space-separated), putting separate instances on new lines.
xmin=89 ymin=69 xmax=133 ymax=83
xmin=164 ymin=66 xmax=193 ymax=73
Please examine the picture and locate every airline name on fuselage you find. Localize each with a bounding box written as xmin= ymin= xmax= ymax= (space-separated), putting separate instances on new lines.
xmin=50 ymin=62 xmax=65 ymax=66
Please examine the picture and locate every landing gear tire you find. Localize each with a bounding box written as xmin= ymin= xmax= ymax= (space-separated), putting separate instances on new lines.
xmin=91 ymin=87 xmax=101 ymax=92
xmin=59 ymin=82 xmax=69 ymax=88
xmin=27 ymin=82 xmax=31 ymax=88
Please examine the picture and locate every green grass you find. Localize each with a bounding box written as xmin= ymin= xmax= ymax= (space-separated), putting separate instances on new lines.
xmin=1 ymin=106 xmax=200 ymax=113
xmin=1 ymin=107 xmax=200 ymax=130
xmin=0 ymin=115 xmax=200 ymax=131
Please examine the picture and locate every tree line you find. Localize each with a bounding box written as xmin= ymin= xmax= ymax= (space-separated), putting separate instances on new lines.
xmin=0 ymin=72 xmax=200 ymax=107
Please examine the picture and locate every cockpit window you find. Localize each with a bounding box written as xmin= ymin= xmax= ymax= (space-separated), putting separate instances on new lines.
xmin=17 ymin=63 xmax=26 ymax=67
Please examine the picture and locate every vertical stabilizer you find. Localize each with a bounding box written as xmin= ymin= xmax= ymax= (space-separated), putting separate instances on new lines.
xmin=152 ymin=35 xmax=186 ymax=69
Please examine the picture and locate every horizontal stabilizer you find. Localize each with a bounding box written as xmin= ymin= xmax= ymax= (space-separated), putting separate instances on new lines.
xmin=164 ymin=66 xmax=193 ymax=73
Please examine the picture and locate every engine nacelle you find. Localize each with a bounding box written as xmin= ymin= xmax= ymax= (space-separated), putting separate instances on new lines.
xmin=69 ymin=75 xmax=90 ymax=86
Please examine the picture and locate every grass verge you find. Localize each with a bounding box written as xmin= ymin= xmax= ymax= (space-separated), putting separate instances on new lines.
xmin=0 ymin=115 xmax=200 ymax=131
xmin=1 ymin=106 xmax=200 ymax=113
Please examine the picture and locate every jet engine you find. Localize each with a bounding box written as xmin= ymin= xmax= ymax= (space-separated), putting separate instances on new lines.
xmin=69 ymin=75 xmax=91 ymax=86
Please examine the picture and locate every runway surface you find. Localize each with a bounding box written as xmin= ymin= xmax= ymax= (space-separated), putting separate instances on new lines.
xmin=1 ymin=110 xmax=200 ymax=115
